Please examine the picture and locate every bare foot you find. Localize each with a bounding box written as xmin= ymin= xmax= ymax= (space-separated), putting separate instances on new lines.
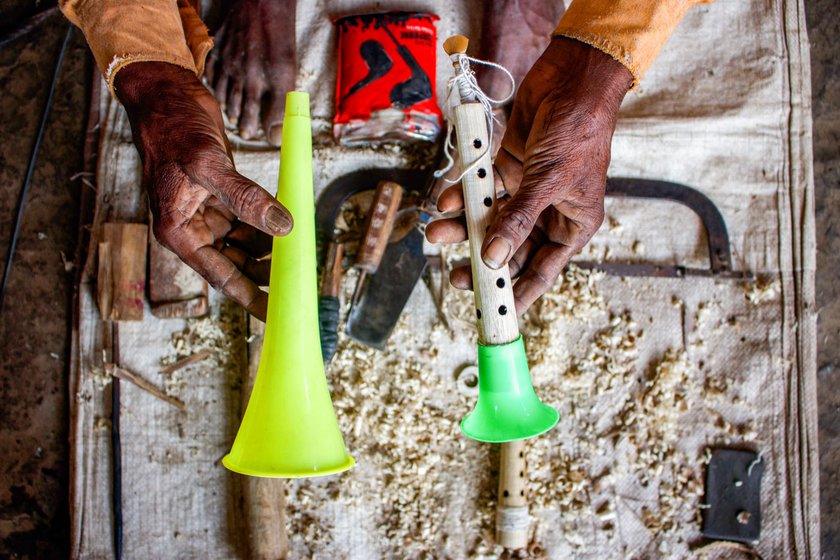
xmin=205 ymin=0 xmax=296 ymax=145
xmin=479 ymin=0 xmax=565 ymax=100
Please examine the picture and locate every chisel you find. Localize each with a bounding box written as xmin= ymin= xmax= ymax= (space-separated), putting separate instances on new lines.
xmin=351 ymin=180 xmax=404 ymax=305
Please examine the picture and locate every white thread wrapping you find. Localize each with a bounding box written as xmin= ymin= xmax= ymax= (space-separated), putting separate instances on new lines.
xmin=496 ymin=505 xmax=530 ymax=533
xmin=434 ymin=54 xmax=516 ymax=182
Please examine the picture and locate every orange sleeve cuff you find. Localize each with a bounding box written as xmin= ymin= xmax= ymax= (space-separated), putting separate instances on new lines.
xmin=59 ymin=0 xmax=213 ymax=96
xmin=553 ymin=0 xmax=712 ymax=88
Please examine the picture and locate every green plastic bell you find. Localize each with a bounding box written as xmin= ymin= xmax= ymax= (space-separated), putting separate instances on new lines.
xmin=460 ymin=337 xmax=559 ymax=443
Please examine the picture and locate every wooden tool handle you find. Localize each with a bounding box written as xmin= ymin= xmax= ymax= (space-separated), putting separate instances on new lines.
xmin=319 ymin=242 xmax=344 ymax=362
xmin=320 ymin=242 xmax=345 ymax=298
xmin=497 ymin=440 xmax=529 ymax=549
xmin=356 ymin=180 xmax=403 ymax=274
xmin=245 ymin=318 xmax=288 ymax=559
xmin=453 ymin=103 xmax=519 ymax=345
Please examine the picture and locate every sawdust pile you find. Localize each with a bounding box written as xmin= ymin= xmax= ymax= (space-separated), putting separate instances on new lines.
xmin=285 ymin=311 xmax=495 ymax=557
xmin=277 ymin=245 xmax=764 ymax=557
xmin=524 ymin=339 xmax=708 ymax=556
xmin=283 ymin=261 xmax=496 ymax=557
xmin=281 ymin=258 xmax=719 ymax=557
xmin=160 ymin=301 xmax=248 ymax=394
xmin=618 ymin=350 xmax=705 ymax=532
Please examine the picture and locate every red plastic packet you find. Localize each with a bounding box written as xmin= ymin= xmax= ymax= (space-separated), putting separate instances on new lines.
xmin=334 ymin=12 xmax=442 ymax=146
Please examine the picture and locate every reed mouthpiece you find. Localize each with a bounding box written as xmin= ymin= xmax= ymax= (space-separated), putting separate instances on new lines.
xmin=443 ymin=35 xmax=469 ymax=56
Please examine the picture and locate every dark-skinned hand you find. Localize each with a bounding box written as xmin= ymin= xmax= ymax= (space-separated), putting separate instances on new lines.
xmin=426 ymin=37 xmax=633 ymax=314
xmin=115 ymin=61 xmax=292 ymax=321
xmin=205 ymin=0 xmax=296 ymax=145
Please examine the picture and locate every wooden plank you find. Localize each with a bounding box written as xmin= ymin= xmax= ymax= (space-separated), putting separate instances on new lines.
xmin=99 ymin=223 xmax=147 ymax=321
xmin=73 ymin=79 xmax=248 ymax=559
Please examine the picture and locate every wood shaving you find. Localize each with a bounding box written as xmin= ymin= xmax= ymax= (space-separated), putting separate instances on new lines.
xmin=743 ymin=277 xmax=781 ymax=305
xmin=285 ymin=306 xmax=492 ymax=557
xmin=277 ymin=261 xmax=750 ymax=557
xmin=160 ymin=301 xmax=247 ymax=395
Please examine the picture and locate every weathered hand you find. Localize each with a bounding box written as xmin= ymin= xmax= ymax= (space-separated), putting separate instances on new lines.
xmin=426 ymin=37 xmax=633 ymax=313
xmin=115 ymin=62 xmax=292 ymax=321
xmin=205 ymin=0 xmax=296 ymax=145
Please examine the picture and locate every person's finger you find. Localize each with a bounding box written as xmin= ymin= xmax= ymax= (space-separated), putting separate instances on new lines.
xmin=445 ymin=236 xmax=537 ymax=290
xmin=190 ymin=245 xmax=268 ymax=320
xmin=203 ymin=206 xmax=234 ymax=240
xmin=204 ymin=31 xmax=223 ymax=86
xmin=221 ymin=245 xmax=272 ymax=286
xmin=494 ymin=148 xmax=524 ymax=197
xmin=425 ymin=217 xmax=467 ymax=244
xmin=155 ymin=222 xmax=269 ymax=321
xmin=262 ymin=92 xmax=286 ymax=147
xmin=436 ymin=162 xmax=512 ymax=214
xmin=481 ymin=172 xmax=550 ymax=270
xmin=204 ymin=208 xmax=231 ymax=240
xmin=511 ymin=242 xmax=576 ymax=314
xmin=225 ymin=222 xmax=273 ymax=257
xmin=508 ymin=235 xmax=537 ymax=278
xmin=449 ymin=263 xmax=472 ymax=290
xmin=214 ymin=70 xmax=230 ymax=108
xmin=436 ymin=184 xmax=464 ymax=213
xmin=195 ymin=167 xmax=293 ymax=237
xmin=239 ymin=85 xmax=263 ymax=140
xmin=227 ymin=81 xmax=243 ymax=125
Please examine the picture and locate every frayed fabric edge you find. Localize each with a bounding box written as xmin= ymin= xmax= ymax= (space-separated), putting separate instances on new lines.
xmin=105 ymin=53 xmax=198 ymax=97
xmin=551 ymin=30 xmax=642 ymax=90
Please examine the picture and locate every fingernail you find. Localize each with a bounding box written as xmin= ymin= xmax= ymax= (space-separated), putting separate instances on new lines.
xmin=265 ymin=206 xmax=292 ymax=234
xmin=268 ymin=124 xmax=283 ymax=147
xmin=483 ymin=237 xmax=511 ymax=270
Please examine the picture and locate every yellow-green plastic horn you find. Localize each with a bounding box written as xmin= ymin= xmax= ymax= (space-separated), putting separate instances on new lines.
xmin=222 ymin=92 xmax=355 ymax=478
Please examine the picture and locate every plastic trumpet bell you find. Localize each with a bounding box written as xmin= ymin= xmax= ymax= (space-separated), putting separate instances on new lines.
xmin=222 ymin=92 xmax=355 ymax=478
xmin=460 ymin=337 xmax=559 ymax=443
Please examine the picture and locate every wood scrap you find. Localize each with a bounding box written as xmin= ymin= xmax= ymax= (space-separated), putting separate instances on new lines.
xmin=151 ymin=296 xmax=208 ymax=319
xmin=105 ymin=363 xmax=186 ymax=411
xmin=158 ymin=348 xmax=213 ymax=375
xmin=98 ymin=223 xmax=148 ymax=321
